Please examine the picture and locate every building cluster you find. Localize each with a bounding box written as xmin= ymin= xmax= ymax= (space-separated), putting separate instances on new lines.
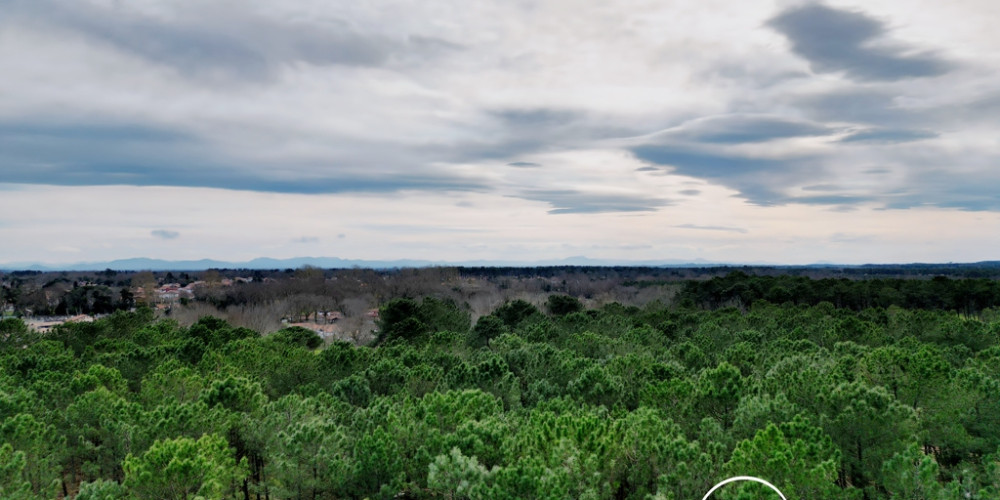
xmin=134 ymin=277 xmax=255 ymax=305
xmin=25 ymin=314 xmax=95 ymax=333
xmin=154 ymin=282 xmax=199 ymax=302
xmin=283 ymin=310 xmax=345 ymax=338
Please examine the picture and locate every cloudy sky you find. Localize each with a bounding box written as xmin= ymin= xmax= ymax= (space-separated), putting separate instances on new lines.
xmin=2 ymin=0 xmax=1000 ymax=266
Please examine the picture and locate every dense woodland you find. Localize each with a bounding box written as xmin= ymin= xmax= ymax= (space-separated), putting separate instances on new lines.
xmin=1 ymin=270 xmax=1000 ymax=498
xmin=8 ymin=264 xmax=1000 ymax=335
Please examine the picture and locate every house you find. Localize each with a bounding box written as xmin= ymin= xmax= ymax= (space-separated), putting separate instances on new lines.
xmin=287 ymin=321 xmax=340 ymax=339
xmin=26 ymin=314 xmax=94 ymax=332
xmin=316 ymin=311 xmax=344 ymax=323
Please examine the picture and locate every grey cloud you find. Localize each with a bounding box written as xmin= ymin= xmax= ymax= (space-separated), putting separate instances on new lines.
xmin=151 ymin=229 xmax=180 ymax=239
xmin=795 ymin=87 xmax=994 ymax=133
xmin=701 ymin=60 xmax=811 ymax=90
xmin=0 ymin=120 xmax=490 ymax=194
xmin=664 ymin=115 xmax=834 ymax=144
xmin=679 ymin=189 xmax=701 ymax=196
xmin=795 ymin=89 xmax=908 ymax=125
xmin=445 ymin=138 xmax=551 ymax=162
xmin=828 ymin=205 xmax=861 ymax=213
xmin=516 ymin=190 xmax=671 ymax=215
xmin=800 ymin=146 xmax=1000 ymax=212
xmin=630 ymin=145 xmax=804 ymax=205
xmin=629 ymin=142 xmax=886 ymax=207
xmin=674 ymin=224 xmax=748 ymax=234
xmin=435 ymin=110 xmax=570 ymax=162
xmin=252 ymin=174 xmax=487 ymax=195
xmin=0 ymin=122 xmax=191 ymax=143
xmin=630 ymin=146 xmax=786 ymax=179
xmin=840 ymin=128 xmax=938 ymax=144
xmin=863 ymin=167 xmax=891 ymax=174
xmin=86 ymin=19 xmax=274 ymax=81
xmin=880 ymin=170 xmax=1000 ymax=211
xmin=7 ymin=0 xmax=454 ymax=81
xmin=962 ymin=93 xmax=1000 ymax=118
xmin=3 ymin=161 xmax=487 ymax=194
xmin=626 ymin=101 xmax=979 ymax=210
xmin=802 ymin=184 xmax=841 ymax=192
xmin=7 ymin=0 xmax=987 ymax=218
xmin=493 ymin=109 xmax=582 ymax=128
xmin=293 ymin=236 xmax=320 ymax=244
xmin=872 ymin=146 xmax=1000 ymax=211
xmin=488 ymin=108 xmax=640 ymax=144
xmin=407 ymin=35 xmax=464 ymax=53
xmin=442 ymin=108 xmax=644 ymax=163
xmin=792 ymin=194 xmax=877 ymax=206
xmin=786 ymin=168 xmax=1000 ymax=210
xmin=768 ymin=3 xmax=951 ymax=81
xmin=936 ymin=92 xmax=1000 ymax=127
xmin=0 ymin=120 xmax=216 ymax=182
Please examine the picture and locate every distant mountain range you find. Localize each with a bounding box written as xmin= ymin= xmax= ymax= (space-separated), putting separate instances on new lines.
xmin=1 ymin=255 xmax=729 ymax=271
xmin=4 ymin=256 xmax=1000 ymax=272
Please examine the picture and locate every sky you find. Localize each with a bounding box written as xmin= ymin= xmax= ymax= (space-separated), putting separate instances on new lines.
xmin=2 ymin=0 xmax=1000 ymax=266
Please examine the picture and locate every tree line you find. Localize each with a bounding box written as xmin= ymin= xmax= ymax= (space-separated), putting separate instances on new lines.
xmin=1 ymin=283 xmax=999 ymax=498
xmin=679 ymin=272 xmax=1000 ymax=314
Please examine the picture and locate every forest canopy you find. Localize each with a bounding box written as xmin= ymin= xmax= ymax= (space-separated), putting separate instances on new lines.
xmin=1 ymin=271 xmax=1000 ymax=499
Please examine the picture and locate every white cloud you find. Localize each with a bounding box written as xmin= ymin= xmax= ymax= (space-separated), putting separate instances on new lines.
xmin=2 ymin=183 xmax=1000 ymax=265
xmin=1 ymin=0 xmax=999 ymax=264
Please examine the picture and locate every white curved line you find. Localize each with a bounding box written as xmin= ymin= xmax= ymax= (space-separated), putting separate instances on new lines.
xmin=701 ymin=476 xmax=788 ymax=500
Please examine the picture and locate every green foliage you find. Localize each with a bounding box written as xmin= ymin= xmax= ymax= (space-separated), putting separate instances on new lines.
xmin=378 ymin=298 xmax=422 ymax=335
xmin=695 ymin=362 xmax=744 ymax=425
xmin=187 ymin=315 xmax=256 ymax=348
xmin=138 ymin=361 xmax=205 ymax=405
xmin=681 ymin=272 xmax=1000 ymax=315
xmin=65 ymin=386 xmax=142 ymax=482
xmin=494 ymin=299 xmax=541 ymax=328
xmin=0 ymin=318 xmax=35 ymax=352
xmin=421 ymin=297 xmax=473 ymax=334
xmin=0 ymin=413 xmax=62 ymax=499
xmin=123 ymin=433 xmax=247 ymax=500
xmin=352 ymin=425 xmax=405 ymax=495
xmin=470 ymin=315 xmax=506 ymax=348
xmin=266 ymin=415 xmax=349 ymax=499
xmin=0 ymin=279 xmax=996 ymax=498
xmin=981 ymin=447 xmax=1000 ymax=498
xmin=71 ymin=364 xmax=128 ymax=396
xmin=881 ymin=443 xmax=944 ymax=499
xmin=0 ymin=443 xmax=33 ymax=500
xmin=378 ymin=297 xmax=471 ymax=344
xmin=200 ymin=375 xmax=265 ymax=413
xmin=547 ymin=294 xmax=583 ymax=317
xmin=267 ymin=325 xmax=323 ymax=349
xmin=726 ymin=417 xmax=842 ymax=499
xmin=51 ymin=320 xmax=109 ymax=357
xmin=820 ymin=381 xmax=916 ymax=489
xmin=75 ymin=478 xmax=129 ymax=500
xmin=427 ymin=447 xmax=494 ymax=499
